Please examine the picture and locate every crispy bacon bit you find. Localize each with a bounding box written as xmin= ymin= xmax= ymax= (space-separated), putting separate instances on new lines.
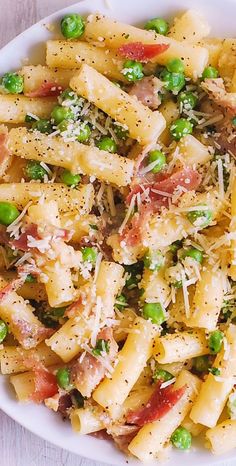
xmin=25 ymin=82 xmax=63 ymax=98
xmin=201 ymin=78 xmax=236 ymax=113
xmin=31 ymin=368 xmax=58 ymax=403
xmin=11 ymin=317 xmax=53 ymax=349
xmin=71 ymin=328 xmax=118 ymax=397
xmin=118 ymin=42 xmax=169 ymax=63
xmin=126 ymin=381 xmax=186 ymax=426
xmin=129 ymin=76 xmax=163 ymax=109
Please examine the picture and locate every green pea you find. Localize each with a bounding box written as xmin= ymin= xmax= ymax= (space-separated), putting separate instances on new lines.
xmin=59 ymin=87 xmax=78 ymax=104
xmin=144 ymin=17 xmax=169 ymax=35
xmin=25 ymin=274 xmax=36 ymax=283
xmin=167 ymin=58 xmax=184 ymax=74
xmin=25 ymin=114 xmax=38 ymax=123
xmin=193 ymin=355 xmax=210 ymax=373
xmin=143 ymin=249 xmax=164 ymax=271
xmin=1 ymin=72 xmax=23 ymax=94
xmin=187 ymin=207 xmax=212 ymax=228
xmin=171 ymin=426 xmax=192 ymax=450
xmin=178 ymin=91 xmax=198 ymax=111
xmin=51 ymin=105 xmax=74 ymax=125
xmin=56 ymin=367 xmax=71 ymax=390
xmin=209 ymin=330 xmax=224 ymax=354
xmin=202 ymin=66 xmax=218 ymax=79
xmin=153 ymin=368 xmax=173 ymax=383
xmin=181 ymin=247 xmax=203 ymax=263
xmin=0 ymin=202 xmax=20 ymax=226
xmin=142 ymin=302 xmax=166 ymax=325
xmin=232 ymin=117 xmax=236 ymax=126
xmin=32 ymin=119 xmax=53 ymax=134
xmin=92 ymin=339 xmax=110 ymax=356
xmin=61 ymin=14 xmax=85 ymax=39
xmin=24 ymin=160 xmax=48 ymax=181
xmin=76 ymin=123 xmax=91 ymax=143
xmin=148 ymin=149 xmax=166 ymax=173
xmin=160 ymin=69 xmax=185 ymax=93
xmin=170 ymin=118 xmax=193 ymax=140
xmin=96 ymin=136 xmax=117 ymax=153
xmin=169 ymin=240 xmax=182 ymax=254
xmin=0 ymin=320 xmax=8 ymax=343
xmin=57 ymin=119 xmax=71 ymax=133
xmin=122 ymin=60 xmax=144 ymax=82
xmin=61 ymin=169 xmax=81 ymax=187
xmin=113 ymin=124 xmax=128 ymax=140
xmin=82 ymin=247 xmax=97 ymax=264
xmin=209 ymin=367 xmax=221 ymax=376
xmin=115 ymin=294 xmax=128 ymax=311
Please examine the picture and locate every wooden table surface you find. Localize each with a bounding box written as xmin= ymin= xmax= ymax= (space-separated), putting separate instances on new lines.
xmin=0 ymin=6 xmax=99 ymax=466
xmin=0 ymin=1 xmax=236 ymax=466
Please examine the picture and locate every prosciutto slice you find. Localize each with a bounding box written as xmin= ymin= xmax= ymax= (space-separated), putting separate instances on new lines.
xmin=126 ymin=381 xmax=186 ymax=426
xmin=118 ymin=42 xmax=169 ymax=63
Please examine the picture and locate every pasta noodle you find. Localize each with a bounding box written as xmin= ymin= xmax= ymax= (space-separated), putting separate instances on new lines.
xmin=0 ymin=7 xmax=235 ymax=462
xmin=70 ymin=65 xmax=166 ymax=146
xmin=46 ymin=41 xmax=125 ymax=82
xmin=84 ymin=15 xmax=209 ymax=78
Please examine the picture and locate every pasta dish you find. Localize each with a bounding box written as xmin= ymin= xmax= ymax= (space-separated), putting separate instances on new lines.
xmin=0 ymin=8 xmax=236 ymax=461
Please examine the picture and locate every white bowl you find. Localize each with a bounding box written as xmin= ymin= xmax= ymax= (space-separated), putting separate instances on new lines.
xmin=0 ymin=0 xmax=236 ymax=464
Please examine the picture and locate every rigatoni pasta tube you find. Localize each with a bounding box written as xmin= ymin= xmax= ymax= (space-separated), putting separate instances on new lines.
xmin=0 ymin=271 xmax=47 ymax=301
xmin=218 ymin=39 xmax=236 ymax=81
xmin=177 ymin=134 xmax=212 ymax=168
xmin=128 ymin=370 xmax=201 ymax=461
xmin=113 ymin=308 xmax=137 ymax=342
xmin=84 ymin=15 xmax=208 ymax=78
xmin=143 ymin=189 xmax=224 ymax=250
xmin=70 ymin=65 xmax=166 ymax=146
xmin=46 ymin=41 xmax=125 ymax=82
xmin=206 ymin=420 xmax=236 ymax=455
xmin=0 ymin=276 xmax=50 ymax=349
xmin=0 ymin=343 xmax=61 ymax=375
xmin=0 ymin=94 xmax=56 ymax=124
xmin=190 ymin=324 xmax=236 ymax=428
xmin=43 ymin=260 xmax=75 ymax=307
xmin=8 ymin=127 xmax=134 ymax=188
xmin=95 ymin=261 xmax=124 ymax=319
xmin=168 ymin=10 xmax=210 ymax=43
xmin=10 ymin=371 xmax=35 ymax=402
xmin=46 ymin=315 xmax=93 ymax=362
xmin=140 ymin=269 xmax=170 ymax=308
xmin=229 ymin=177 xmax=236 ymax=280
xmin=71 ymin=406 xmax=107 ymax=435
xmin=186 ymin=264 xmax=225 ymax=331
xmin=60 ymin=214 xmax=98 ymax=243
xmin=153 ymin=330 xmax=209 ymax=364
xmin=93 ymin=317 xmax=158 ymax=418
xmin=21 ymin=65 xmax=76 ymax=95
xmin=0 ymin=182 xmax=94 ymax=214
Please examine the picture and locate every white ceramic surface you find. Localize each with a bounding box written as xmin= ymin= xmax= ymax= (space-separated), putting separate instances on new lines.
xmin=0 ymin=0 xmax=236 ymax=464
